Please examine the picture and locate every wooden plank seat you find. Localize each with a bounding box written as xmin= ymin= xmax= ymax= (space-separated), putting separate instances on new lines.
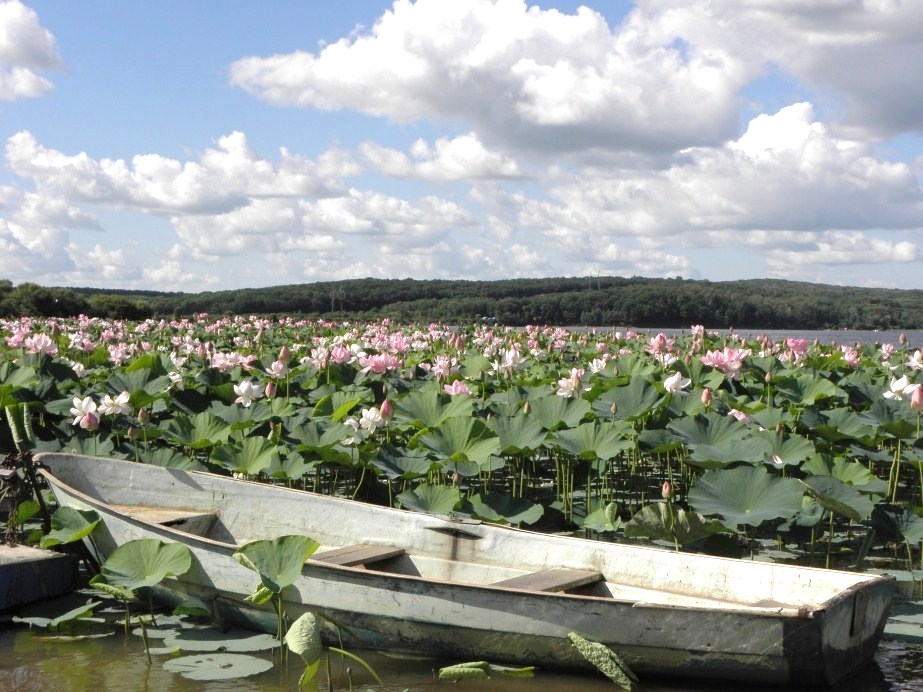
xmin=113 ymin=504 xmax=217 ymax=536
xmin=311 ymin=544 xmax=405 ymax=568
xmin=493 ymin=568 xmax=604 ymax=593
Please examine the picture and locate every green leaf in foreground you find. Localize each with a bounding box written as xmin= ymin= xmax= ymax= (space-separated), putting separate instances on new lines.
xmin=233 ymin=534 xmax=319 ymax=597
xmin=568 ymin=632 xmax=638 ymax=690
xmin=285 ymin=612 xmax=322 ymax=685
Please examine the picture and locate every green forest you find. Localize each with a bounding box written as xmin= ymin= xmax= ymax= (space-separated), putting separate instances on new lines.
xmin=1 ymin=276 xmax=921 ymax=329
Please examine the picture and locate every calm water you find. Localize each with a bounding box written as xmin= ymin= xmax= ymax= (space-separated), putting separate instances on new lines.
xmin=602 ymin=327 xmax=923 ymax=350
xmin=3 ymin=606 xmax=922 ymax=692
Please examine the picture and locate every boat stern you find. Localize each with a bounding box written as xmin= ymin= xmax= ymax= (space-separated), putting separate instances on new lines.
xmin=786 ymin=574 xmax=895 ymax=686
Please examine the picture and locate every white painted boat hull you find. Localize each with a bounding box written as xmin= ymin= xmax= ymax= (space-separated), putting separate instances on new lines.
xmin=37 ymin=453 xmax=894 ymax=686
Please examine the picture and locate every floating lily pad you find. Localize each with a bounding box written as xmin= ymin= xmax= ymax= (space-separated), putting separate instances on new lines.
xmin=162 ymin=653 xmax=273 ymax=680
xmin=163 ymin=628 xmax=279 ymax=652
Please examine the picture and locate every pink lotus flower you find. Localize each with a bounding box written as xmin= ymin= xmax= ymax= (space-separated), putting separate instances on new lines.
xmin=359 ymin=352 xmax=402 ymax=374
xmin=444 ymin=380 xmax=472 ymax=396
xmin=700 ymin=347 xmax=751 ymax=379
xmin=24 ymin=333 xmax=58 ymax=356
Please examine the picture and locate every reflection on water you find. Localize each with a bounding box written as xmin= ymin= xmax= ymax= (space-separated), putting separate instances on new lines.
xmin=2 ymin=623 xmax=922 ymax=692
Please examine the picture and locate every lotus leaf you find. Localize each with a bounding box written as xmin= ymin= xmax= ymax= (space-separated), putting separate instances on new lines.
xmin=93 ymin=538 xmax=193 ymax=591
xmin=527 ymin=394 xmax=591 ymax=431
xmin=624 ymin=502 xmax=728 ymax=544
xmin=40 ymin=506 xmax=100 ymax=548
xmin=163 ymin=628 xmax=278 ymax=652
xmin=233 ymin=534 xmax=319 ymax=596
xmin=568 ymin=632 xmax=638 ymax=690
xmin=396 ymin=483 xmax=461 ymax=514
xmin=163 ymin=653 xmax=273 ymax=681
xmin=463 ymin=491 xmax=544 ymax=525
xmin=285 ymin=612 xmax=322 ymax=683
xmin=687 ymin=466 xmax=804 ymax=529
xmin=667 ymin=412 xmax=770 ymax=469
xmin=13 ymin=600 xmax=103 ymax=631
xmin=371 ymin=445 xmax=438 ymax=480
xmin=393 ymin=388 xmax=473 ymax=428
xmin=760 ymin=431 xmax=815 ymax=468
xmin=549 ymin=421 xmax=634 ymax=461
xmin=163 ymin=412 xmax=230 ymax=449
xmin=212 ymin=436 xmax=280 ymax=476
xmin=801 ymin=475 xmax=876 ymax=522
xmin=593 ymin=377 xmax=663 ymax=422
xmin=800 ymin=407 xmax=878 ymax=445
xmin=581 ymin=501 xmax=623 ymax=533
xmin=773 ymin=374 xmax=845 ymax=406
xmin=418 ymin=417 xmax=499 ymax=465
xmin=802 ymin=454 xmax=888 ymax=495
xmin=487 ymin=413 xmax=548 ymax=455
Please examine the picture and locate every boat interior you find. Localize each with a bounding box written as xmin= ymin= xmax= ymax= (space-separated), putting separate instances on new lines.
xmin=112 ymin=502 xmax=802 ymax=612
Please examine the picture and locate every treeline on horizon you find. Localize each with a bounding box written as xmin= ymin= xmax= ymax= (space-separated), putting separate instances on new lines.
xmin=1 ymin=276 xmax=922 ymax=330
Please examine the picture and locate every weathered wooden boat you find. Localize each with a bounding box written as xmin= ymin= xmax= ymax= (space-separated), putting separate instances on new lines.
xmin=36 ymin=452 xmax=893 ymax=686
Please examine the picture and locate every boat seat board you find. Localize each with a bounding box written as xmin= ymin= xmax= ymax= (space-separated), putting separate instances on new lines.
xmin=312 ymin=544 xmax=405 ymax=567
xmin=493 ymin=568 xmax=604 ymax=593
xmin=111 ymin=504 xmax=217 ymax=535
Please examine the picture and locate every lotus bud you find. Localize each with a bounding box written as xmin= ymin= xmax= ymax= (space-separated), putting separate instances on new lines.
xmin=127 ymin=425 xmax=138 ymax=441
xmin=701 ymin=388 xmax=713 ymax=407
xmin=912 ymin=386 xmax=923 ymax=412
xmin=661 ymin=481 xmax=674 ymax=500
xmin=900 ymin=332 xmax=908 ymax=346
xmin=610 ymin=402 xmax=618 ymax=415
xmin=265 ymin=381 xmax=277 ymax=399
xmin=138 ymin=408 xmax=150 ymax=425
xmin=279 ymin=345 xmax=291 ymax=362
xmin=380 ymin=398 xmax=393 ymax=421
xmin=81 ymin=411 xmax=99 ymax=432
xmin=765 ymin=371 xmax=772 ymax=384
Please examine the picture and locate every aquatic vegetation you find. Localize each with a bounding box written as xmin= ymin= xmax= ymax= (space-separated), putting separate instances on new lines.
xmin=1 ymin=315 xmax=922 ymax=573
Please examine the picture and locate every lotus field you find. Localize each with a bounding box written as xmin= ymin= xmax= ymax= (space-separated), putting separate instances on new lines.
xmin=3 ymin=315 xmax=923 ymax=573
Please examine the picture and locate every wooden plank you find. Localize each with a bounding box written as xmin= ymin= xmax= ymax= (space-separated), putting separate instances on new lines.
xmin=493 ymin=568 xmax=604 ymax=593
xmin=112 ymin=504 xmax=217 ymax=536
xmin=312 ymin=544 xmax=405 ymax=567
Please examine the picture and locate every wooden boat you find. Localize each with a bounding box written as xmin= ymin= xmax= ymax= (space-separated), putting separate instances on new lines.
xmin=36 ymin=452 xmax=894 ymax=686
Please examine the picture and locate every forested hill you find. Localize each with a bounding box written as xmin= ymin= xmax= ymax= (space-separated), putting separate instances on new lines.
xmin=2 ymin=276 xmax=923 ymax=329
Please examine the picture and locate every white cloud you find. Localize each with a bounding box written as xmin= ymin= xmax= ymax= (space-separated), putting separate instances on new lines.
xmin=360 ymin=132 xmax=522 ymax=181
xmin=0 ymin=0 xmax=62 ymax=100
xmin=229 ymin=0 xmax=748 ymax=154
xmin=6 ymin=130 xmax=352 ymax=214
xmin=764 ymin=231 xmax=918 ymax=268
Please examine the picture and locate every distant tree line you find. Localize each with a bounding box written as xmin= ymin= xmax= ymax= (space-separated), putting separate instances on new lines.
xmin=2 ymin=276 xmax=923 ymax=329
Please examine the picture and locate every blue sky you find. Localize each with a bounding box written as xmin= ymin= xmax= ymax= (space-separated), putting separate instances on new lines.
xmin=1 ymin=0 xmax=922 ymax=292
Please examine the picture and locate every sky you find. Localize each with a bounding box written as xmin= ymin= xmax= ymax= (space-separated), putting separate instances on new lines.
xmin=1 ymin=0 xmax=922 ymax=293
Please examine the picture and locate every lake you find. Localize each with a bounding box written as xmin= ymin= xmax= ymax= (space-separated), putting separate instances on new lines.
xmin=3 ymin=597 xmax=922 ymax=691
